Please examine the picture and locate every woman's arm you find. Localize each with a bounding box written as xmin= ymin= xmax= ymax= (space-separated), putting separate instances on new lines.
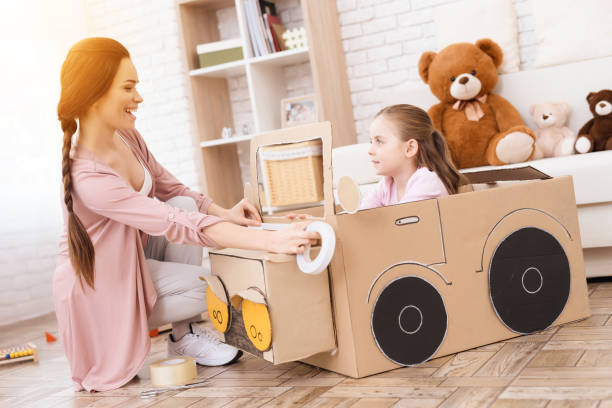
xmin=204 ymin=221 xmax=319 ymax=254
xmin=73 ymin=169 xmax=223 ymax=247
xmin=208 ymin=199 xmax=262 ymax=227
xmin=74 ymin=168 xmax=316 ymax=253
xmin=123 ymin=128 xmax=215 ymax=214
xmin=125 ymin=129 xmax=261 ymax=225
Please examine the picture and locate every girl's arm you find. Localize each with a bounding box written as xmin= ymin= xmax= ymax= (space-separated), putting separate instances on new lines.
xmin=359 ymin=179 xmax=386 ymax=210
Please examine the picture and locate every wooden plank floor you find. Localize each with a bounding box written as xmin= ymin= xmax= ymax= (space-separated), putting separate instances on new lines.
xmin=2 ymin=279 xmax=612 ymax=408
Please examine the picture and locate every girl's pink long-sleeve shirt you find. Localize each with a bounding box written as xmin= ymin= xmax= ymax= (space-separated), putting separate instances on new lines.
xmin=359 ymin=167 xmax=449 ymax=210
xmin=53 ymin=128 xmax=223 ymax=392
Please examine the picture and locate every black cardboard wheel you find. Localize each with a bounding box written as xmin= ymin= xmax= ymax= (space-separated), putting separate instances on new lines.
xmin=372 ymin=276 xmax=447 ymax=366
xmin=489 ymin=227 xmax=570 ymax=334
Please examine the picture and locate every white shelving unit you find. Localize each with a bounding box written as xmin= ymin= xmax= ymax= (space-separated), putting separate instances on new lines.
xmin=177 ymin=0 xmax=355 ymax=207
xmin=200 ymin=134 xmax=253 ymax=148
xmin=189 ymin=47 xmax=309 ymax=79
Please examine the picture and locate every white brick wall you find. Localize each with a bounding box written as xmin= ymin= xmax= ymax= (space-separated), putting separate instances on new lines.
xmin=6 ymin=0 xmax=544 ymax=324
xmin=0 ymin=0 xmax=88 ymax=326
xmin=341 ymin=0 xmax=539 ymax=143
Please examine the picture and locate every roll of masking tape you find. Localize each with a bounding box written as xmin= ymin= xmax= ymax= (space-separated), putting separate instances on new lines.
xmin=150 ymin=356 xmax=197 ymax=387
xmin=297 ymin=221 xmax=336 ymax=275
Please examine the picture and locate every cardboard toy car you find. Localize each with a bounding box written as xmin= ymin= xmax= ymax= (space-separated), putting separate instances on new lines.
xmin=202 ymin=121 xmax=590 ymax=378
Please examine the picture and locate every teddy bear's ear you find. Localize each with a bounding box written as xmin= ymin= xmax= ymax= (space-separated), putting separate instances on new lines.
xmin=529 ymin=104 xmax=537 ymax=117
xmin=418 ymin=51 xmax=437 ymax=84
xmin=475 ymin=38 xmax=503 ymax=68
xmin=556 ymin=102 xmax=571 ymax=117
xmin=586 ymin=92 xmax=597 ymax=104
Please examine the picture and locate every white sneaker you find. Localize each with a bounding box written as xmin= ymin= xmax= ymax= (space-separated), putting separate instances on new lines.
xmin=167 ymin=323 xmax=242 ymax=366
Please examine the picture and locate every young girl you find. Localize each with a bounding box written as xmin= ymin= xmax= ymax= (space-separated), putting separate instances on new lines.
xmin=360 ymin=104 xmax=465 ymax=210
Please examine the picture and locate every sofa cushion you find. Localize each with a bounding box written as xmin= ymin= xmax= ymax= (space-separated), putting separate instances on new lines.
xmin=332 ymin=143 xmax=381 ymax=187
xmin=333 ymin=143 xmax=612 ymax=206
xmin=532 ymin=0 xmax=612 ymax=68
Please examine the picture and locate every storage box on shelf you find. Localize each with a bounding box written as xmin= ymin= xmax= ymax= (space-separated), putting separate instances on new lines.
xmin=176 ymin=0 xmax=355 ymax=208
xmin=196 ymin=38 xmax=244 ymax=69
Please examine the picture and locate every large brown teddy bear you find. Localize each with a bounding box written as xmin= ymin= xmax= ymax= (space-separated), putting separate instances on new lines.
xmin=418 ymin=39 xmax=536 ymax=169
xmin=574 ymin=89 xmax=612 ymax=153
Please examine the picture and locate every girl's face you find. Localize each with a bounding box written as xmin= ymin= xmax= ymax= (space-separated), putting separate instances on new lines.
xmin=89 ymin=58 xmax=143 ymax=130
xmin=368 ymin=115 xmax=417 ymax=176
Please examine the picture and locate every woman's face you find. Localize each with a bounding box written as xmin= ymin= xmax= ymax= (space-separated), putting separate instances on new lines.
xmin=89 ymin=58 xmax=143 ymax=130
xmin=368 ymin=115 xmax=416 ymax=176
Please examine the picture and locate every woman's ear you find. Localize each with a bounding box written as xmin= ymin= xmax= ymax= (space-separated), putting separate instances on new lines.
xmin=405 ymin=139 xmax=419 ymax=158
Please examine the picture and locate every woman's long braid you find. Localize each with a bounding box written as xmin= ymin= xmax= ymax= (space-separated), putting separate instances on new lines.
xmin=61 ymin=118 xmax=77 ymax=213
xmin=61 ymin=117 xmax=95 ymax=289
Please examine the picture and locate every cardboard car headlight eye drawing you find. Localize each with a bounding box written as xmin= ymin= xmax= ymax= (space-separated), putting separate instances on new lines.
xmin=201 ymin=121 xmax=590 ymax=378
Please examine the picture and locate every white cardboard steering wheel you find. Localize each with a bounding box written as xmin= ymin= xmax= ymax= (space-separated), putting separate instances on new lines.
xmin=297 ymin=221 xmax=336 ymax=275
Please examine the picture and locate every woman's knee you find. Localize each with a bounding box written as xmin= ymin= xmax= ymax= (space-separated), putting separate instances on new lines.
xmin=167 ymin=196 xmax=198 ymax=212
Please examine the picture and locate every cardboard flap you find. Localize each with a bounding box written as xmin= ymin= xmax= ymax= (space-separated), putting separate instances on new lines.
xmin=462 ymin=166 xmax=552 ymax=184
xmin=199 ymin=275 xmax=228 ymax=305
xmin=230 ymin=287 xmax=268 ymax=310
xmin=239 ymin=287 xmax=268 ymax=304
xmin=337 ymin=176 xmax=361 ymax=214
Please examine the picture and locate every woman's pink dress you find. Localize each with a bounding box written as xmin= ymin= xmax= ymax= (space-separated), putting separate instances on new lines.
xmin=53 ymin=128 xmax=223 ymax=391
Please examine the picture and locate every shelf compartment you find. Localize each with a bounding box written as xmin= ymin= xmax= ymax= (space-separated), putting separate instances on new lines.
xmin=200 ymin=134 xmax=253 ymax=148
xmin=248 ymin=47 xmax=309 ymax=67
xmin=189 ymin=47 xmax=309 ymax=78
xmin=190 ymin=59 xmax=247 ymax=78
xmin=177 ymin=0 xmax=234 ymax=10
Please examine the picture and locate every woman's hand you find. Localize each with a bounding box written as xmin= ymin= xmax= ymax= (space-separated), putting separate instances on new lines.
xmin=266 ymin=221 xmax=320 ymax=254
xmin=220 ymin=198 xmax=262 ymax=227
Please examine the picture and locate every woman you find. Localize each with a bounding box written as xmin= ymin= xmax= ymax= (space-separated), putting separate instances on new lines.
xmin=54 ymin=37 xmax=318 ymax=392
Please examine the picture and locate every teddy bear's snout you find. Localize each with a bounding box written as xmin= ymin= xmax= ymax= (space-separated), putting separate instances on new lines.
xmin=459 ymin=76 xmax=469 ymax=85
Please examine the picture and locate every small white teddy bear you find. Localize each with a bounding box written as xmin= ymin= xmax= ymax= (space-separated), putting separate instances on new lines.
xmin=530 ymin=102 xmax=577 ymax=159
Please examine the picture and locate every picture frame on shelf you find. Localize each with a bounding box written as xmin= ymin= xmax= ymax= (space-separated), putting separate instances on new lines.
xmin=281 ymin=94 xmax=318 ymax=128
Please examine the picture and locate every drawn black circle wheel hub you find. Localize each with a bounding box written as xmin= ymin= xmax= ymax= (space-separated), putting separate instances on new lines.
xmin=372 ymin=276 xmax=447 ymax=366
xmin=489 ymin=227 xmax=570 ymax=334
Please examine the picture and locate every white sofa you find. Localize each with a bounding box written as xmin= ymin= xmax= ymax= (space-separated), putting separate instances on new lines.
xmin=332 ymin=56 xmax=612 ymax=278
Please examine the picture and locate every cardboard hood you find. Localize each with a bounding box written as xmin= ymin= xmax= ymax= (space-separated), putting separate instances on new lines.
xmin=207 ymin=121 xmax=590 ymax=378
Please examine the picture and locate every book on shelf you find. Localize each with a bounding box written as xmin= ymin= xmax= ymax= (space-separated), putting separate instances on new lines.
xmin=244 ymin=0 xmax=263 ymax=56
xmin=253 ymin=0 xmax=272 ymax=54
xmin=265 ymin=13 xmax=285 ymax=52
xmin=243 ymin=0 xmax=285 ymax=57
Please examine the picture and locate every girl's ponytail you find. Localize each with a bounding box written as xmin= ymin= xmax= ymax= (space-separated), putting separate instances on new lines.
xmin=429 ymin=129 xmax=467 ymax=195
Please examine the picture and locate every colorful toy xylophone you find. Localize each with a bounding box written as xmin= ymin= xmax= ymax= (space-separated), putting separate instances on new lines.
xmin=0 ymin=343 xmax=38 ymax=366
